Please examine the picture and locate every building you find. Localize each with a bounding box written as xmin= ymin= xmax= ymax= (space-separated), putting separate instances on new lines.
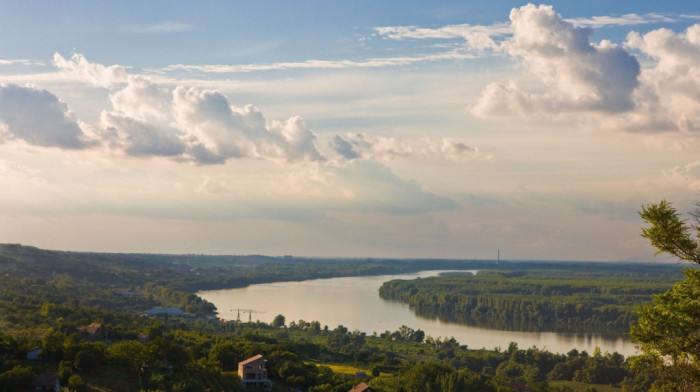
xmin=349 ymin=382 xmax=374 ymax=392
xmin=238 ymin=354 xmax=272 ymax=390
xmin=26 ymin=346 xmax=42 ymax=360
xmin=34 ymin=374 xmax=60 ymax=392
xmin=76 ymin=323 xmax=114 ymax=341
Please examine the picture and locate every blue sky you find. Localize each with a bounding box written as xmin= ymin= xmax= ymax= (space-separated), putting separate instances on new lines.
xmin=1 ymin=1 xmax=700 ymax=261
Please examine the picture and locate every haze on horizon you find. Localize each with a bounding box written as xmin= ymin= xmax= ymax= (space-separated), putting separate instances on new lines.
xmin=1 ymin=1 xmax=699 ymax=262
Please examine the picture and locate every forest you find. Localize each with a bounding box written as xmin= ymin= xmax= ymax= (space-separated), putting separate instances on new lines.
xmin=378 ymin=268 xmax=681 ymax=334
xmin=0 ymin=240 xmax=692 ymax=391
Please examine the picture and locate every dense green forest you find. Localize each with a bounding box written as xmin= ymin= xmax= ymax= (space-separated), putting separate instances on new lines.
xmin=378 ymin=267 xmax=681 ymax=334
xmin=0 ymin=243 xmax=685 ymax=391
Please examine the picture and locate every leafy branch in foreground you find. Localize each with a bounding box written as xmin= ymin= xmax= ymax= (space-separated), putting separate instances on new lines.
xmin=632 ymin=200 xmax=700 ymax=391
xmin=639 ymin=200 xmax=700 ymax=264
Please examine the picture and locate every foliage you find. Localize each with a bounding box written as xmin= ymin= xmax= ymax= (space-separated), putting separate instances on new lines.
xmin=0 ymin=365 xmax=34 ymax=392
xmin=0 ymin=242 xmax=682 ymax=391
xmin=630 ymin=200 xmax=700 ymax=390
xmin=271 ymin=314 xmax=286 ymax=328
xmin=379 ymin=268 xmax=678 ymax=334
xmin=639 ymin=201 xmax=700 ymax=263
xmin=628 ymin=269 xmax=700 ymax=391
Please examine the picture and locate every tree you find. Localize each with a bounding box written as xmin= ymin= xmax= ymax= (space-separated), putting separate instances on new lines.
xmin=0 ymin=365 xmax=34 ymax=392
xmin=629 ymin=269 xmax=700 ymax=391
xmin=209 ymin=341 xmax=238 ymax=371
xmin=108 ymin=340 xmax=147 ymax=388
xmin=68 ymin=374 xmax=87 ymax=392
xmin=271 ymin=314 xmax=286 ymax=328
xmin=639 ymin=201 xmax=700 ymax=263
xmin=633 ymin=201 xmax=700 ymax=390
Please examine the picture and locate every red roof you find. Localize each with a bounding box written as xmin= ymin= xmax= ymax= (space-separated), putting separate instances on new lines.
xmin=349 ymin=382 xmax=372 ymax=392
xmin=239 ymin=354 xmax=264 ymax=366
xmin=77 ymin=323 xmax=103 ymax=334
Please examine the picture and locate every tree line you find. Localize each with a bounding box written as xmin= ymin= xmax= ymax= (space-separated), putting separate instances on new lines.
xmin=378 ymin=268 xmax=678 ymax=334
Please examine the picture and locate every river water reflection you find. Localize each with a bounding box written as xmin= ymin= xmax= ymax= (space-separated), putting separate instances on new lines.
xmin=199 ymin=270 xmax=638 ymax=356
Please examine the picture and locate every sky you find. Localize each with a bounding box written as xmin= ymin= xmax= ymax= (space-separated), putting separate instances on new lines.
xmin=1 ymin=1 xmax=700 ymax=261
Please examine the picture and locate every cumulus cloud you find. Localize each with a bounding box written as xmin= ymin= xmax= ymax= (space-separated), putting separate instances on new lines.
xmin=622 ymin=24 xmax=700 ymax=133
xmin=48 ymin=52 xmax=327 ymax=163
xmin=171 ymin=86 xmax=324 ymax=163
xmin=329 ymin=135 xmax=359 ymax=159
xmin=0 ymin=83 xmax=93 ymax=149
xmin=100 ymin=111 xmax=186 ymax=157
xmin=109 ymin=75 xmax=172 ymax=122
xmin=330 ymin=133 xmax=488 ymax=161
xmin=471 ymin=4 xmax=640 ymax=118
xmin=53 ymin=53 xmax=128 ymax=88
xmin=467 ymin=6 xmax=700 ymax=135
xmin=471 ymin=81 xmax=545 ymax=117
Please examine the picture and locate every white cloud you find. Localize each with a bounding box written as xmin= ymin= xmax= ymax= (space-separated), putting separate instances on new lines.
xmin=171 ymin=86 xmax=324 ymax=163
xmin=471 ymin=4 xmax=640 ymax=118
xmin=0 ymin=83 xmax=93 ymax=149
xmin=569 ymin=13 xmax=678 ymax=28
xmin=465 ymin=7 xmax=700 ymax=136
xmin=372 ymin=12 xmax=688 ymax=50
xmin=622 ymin=24 xmax=700 ymax=133
xmin=141 ymin=22 xmax=194 ymax=33
xmin=161 ymin=51 xmax=477 ymax=74
xmin=100 ymin=111 xmax=186 ymax=157
xmin=471 ymin=81 xmax=545 ymax=118
xmin=374 ymin=22 xmax=510 ymax=51
xmin=109 ymin=75 xmax=172 ymax=122
xmin=53 ymin=53 xmax=128 ymax=88
xmin=48 ymin=53 xmax=328 ymax=163
xmin=330 ymin=133 xmax=489 ymax=161
xmin=0 ymin=59 xmax=31 ymax=66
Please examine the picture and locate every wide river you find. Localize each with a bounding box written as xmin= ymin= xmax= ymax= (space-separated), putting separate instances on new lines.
xmin=199 ymin=270 xmax=638 ymax=356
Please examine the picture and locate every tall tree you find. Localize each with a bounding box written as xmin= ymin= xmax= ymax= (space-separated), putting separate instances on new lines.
xmin=639 ymin=201 xmax=700 ymax=263
xmin=271 ymin=314 xmax=286 ymax=328
xmin=632 ymin=201 xmax=700 ymax=391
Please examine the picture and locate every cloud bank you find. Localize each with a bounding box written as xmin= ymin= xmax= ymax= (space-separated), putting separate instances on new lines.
xmin=0 ymin=83 xmax=93 ymax=149
xmin=50 ymin=53 xmax=326 ymax=164
xmin=1 ymin=53 xmax=483 ymax=167
xmin=622 ymin=24 xmax=700 ymax=133
xmin=330 ymin=133 xmax=488 ymax=162
xmin=471 ymin=4 xmax=640 ymax=118
xmin=460 ymin=4 xmax=700 ymax=137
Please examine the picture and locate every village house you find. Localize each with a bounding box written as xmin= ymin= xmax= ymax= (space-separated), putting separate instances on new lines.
xmin=26 ymin=346 xmax=42 ymax=360
xmin=34 ymin=374 xmax=60 ymax=392
xmin=238 ymin=354 xmax=272 ymax=390
xmin=349 ymin=382 xmax=374 ymax=392
xmin=76 ymin=323 xmax=114 ymax=341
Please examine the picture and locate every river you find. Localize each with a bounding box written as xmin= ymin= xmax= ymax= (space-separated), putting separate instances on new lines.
xmin=199 ymin=270 xmax=638 ymax=356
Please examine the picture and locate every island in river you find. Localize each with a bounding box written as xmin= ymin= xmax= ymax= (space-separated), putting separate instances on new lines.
xmin=199 ymin=265 xmax=680 ymax=356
